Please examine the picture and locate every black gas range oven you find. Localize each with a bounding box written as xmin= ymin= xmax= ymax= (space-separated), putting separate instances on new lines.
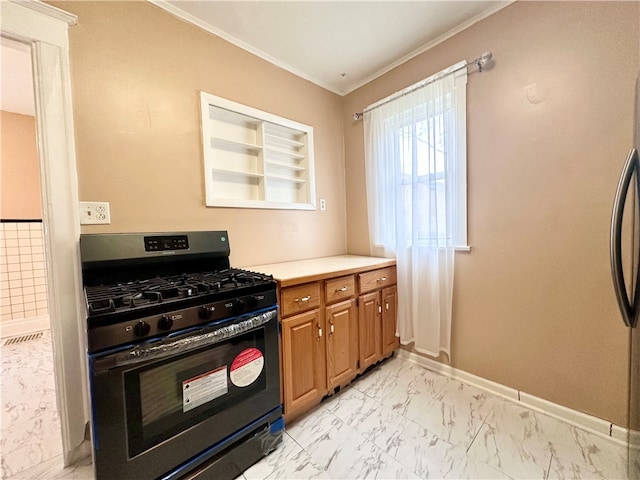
xmin=80 ymin=231 xmax=283 ymax=480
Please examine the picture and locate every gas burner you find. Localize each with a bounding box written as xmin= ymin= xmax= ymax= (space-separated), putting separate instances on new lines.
xmin=84 ymin=268 xmax=274 ymax=316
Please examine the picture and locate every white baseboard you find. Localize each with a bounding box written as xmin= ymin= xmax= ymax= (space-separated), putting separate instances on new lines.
xmin=1 ymin=315 xmax=50 ymax=339
xmin=397 ymin=349 xmax=638 ymax=448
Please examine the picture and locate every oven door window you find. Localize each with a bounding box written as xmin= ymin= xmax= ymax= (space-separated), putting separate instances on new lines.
xmin=124 ymin=328 xmax=267 ymax=458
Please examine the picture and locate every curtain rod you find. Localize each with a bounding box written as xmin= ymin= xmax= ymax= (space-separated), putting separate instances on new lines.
xmin=352 ymin=51 xmax=493 ymax=121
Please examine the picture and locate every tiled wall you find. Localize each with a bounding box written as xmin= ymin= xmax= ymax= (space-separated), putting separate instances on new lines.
xmin=0 ymin=222 xmax=49 ymax=322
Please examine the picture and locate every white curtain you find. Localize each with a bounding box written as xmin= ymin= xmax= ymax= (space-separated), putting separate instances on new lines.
xmin=363 ymin=63 xmax=466 ymax=358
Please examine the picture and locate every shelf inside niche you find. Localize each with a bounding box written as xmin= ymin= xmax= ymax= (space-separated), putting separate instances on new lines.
xmin=264 ymin=133 xmax=305 ymax=148
xmin=264 ymin=147 xmax=305 ymax=160
xmin=210 ymin=105 xmax=261 ymax=128
xmin=265 ymin=160 xmax=306 ymax=171
xmin=266 ymin=173 xmax=306 ymax=184
xmin=211 ymin=137 xmax=262 ymax=154
xmin=212 ymin=168 xmax=264 ymax=179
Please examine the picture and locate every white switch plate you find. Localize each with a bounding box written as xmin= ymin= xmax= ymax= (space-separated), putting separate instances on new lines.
xmin=319 ymin=198 xmax=326 ymax=211
xmin=80 ymin=201 xmax=111 ymax=225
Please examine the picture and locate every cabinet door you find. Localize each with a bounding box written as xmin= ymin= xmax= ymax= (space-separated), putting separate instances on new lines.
xmin=281 ymin=310 xmax=326 ymax=418
xmin=358 ymin=291 xmax=381 ymax=371
xmin=326 ymin=299 xmax=358 ymax=389
xmin=381 ymin=286 xmax=400 ymax=356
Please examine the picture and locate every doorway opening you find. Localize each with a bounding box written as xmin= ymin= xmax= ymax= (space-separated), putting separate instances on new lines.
xmin=1 ymin=1 xmax=89 ymax=474
xmin=0 ymin=36 xmax=62 ymax=478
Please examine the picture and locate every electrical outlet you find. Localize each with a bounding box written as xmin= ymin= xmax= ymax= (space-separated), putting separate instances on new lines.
xmin=319 ymin=198 xmax=326 ymax=211
xmin=80 ymin=202 xmax=111 ymax=225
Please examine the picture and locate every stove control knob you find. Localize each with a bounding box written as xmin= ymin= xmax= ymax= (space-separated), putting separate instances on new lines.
xmin=247 ymin=296 xmax=259 ymax=308
xmin=199 ymin=305 xmax=215 ymax=320
xmin=230 ymin=298 xmax=245 ymax=315
xmin=158 ymin=315 xmax=173 ymax=331
xmin=133 ymin=321 xmax=151 ymax=337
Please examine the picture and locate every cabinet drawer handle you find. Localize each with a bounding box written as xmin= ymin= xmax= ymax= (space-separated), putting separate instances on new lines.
xmin=329 ymin=321 xmax=335 ymax=334
xmin=335 ymin=286 xmax=348 ymax=292
xmin=376 ymin=276 xmax=387 ymax=283
xmin=295 ymin=295 xmax=311 ymax=303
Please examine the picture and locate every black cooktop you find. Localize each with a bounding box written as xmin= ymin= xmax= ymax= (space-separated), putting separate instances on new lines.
xmin=85 ymin=268 xmax=274 ymax=316
xmin=80 ymin=231 xmax=277 ymax=329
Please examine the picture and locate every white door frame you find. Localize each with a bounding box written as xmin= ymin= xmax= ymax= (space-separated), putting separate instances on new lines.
xmin=1 ymin=0 xmax=90 ymax=466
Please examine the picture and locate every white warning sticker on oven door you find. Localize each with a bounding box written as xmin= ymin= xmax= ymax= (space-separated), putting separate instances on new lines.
xmin=230 ymin=348 xmax=264 ymax=387
xmin=182 ymin=366 xmax=228 ymax=412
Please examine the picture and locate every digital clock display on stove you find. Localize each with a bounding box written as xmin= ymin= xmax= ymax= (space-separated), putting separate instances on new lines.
xmin=144 ymin=235 xmax=189 ymax=252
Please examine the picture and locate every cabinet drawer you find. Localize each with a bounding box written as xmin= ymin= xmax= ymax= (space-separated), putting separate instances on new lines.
xmin=358 ymin=267 xmax=396 ymax=294
xmin=281 ymin=282 xmax=321 ymax=316
xmin=325 ymin=275 xmax=355 ymax=304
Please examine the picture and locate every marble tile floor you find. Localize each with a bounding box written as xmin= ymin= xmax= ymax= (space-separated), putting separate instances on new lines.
xmin=238 ymin=355 xmax=634 ymax=480
xmin=2 ymin=345 xmax=634 ymax=480
xmin=1 ymin=329 xmax=64 ymax=479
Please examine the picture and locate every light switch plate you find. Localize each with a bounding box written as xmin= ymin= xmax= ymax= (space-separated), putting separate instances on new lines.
xmin=80 ymin=201 xmax=111 ymax=225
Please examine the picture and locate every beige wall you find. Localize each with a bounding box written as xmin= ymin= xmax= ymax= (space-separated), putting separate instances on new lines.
xmin=51 ymin=0 xmax=346 ymax=267
xmin=344 ymin=1 xmax=640 ymax=426
xmin=1 ymin=111 xmax=42 ymax=219
xmin=52 ymin=0 xmax=639 ymax=425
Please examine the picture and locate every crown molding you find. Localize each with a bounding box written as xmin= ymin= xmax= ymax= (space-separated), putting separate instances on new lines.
xmin=10 ymin=0 xmax=77 ymax=26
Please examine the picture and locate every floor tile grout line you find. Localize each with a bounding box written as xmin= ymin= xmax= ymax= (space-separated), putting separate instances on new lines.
xmin=545 ymin=453 xmax=554 ymax=480
xmin=465 ymin=416 xmax=488 ymax=454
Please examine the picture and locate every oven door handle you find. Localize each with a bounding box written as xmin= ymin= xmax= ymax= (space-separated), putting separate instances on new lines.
xmin=93 ymin=308 xmax=277 ymax=371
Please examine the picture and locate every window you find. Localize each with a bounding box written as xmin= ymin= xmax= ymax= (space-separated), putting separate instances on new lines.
xmin=365 ymin=62 xmax=468 ymax=250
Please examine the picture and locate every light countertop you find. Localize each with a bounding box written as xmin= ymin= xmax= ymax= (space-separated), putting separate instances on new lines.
xmin=244 ymin=255 xmax=396 ymax=287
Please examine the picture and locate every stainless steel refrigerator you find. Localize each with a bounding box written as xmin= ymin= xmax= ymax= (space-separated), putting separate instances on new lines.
xmin=610 ymin=72 xmax=640 ymax=479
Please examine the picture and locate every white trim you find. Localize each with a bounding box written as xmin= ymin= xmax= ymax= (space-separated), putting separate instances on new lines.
xmin=1 ymin=315 xmax=50 ymax=339
xmin=148 ymin=0 xmax=513 ymax=97
xmin=2 ymin=0 xmax=89 ymax=467
xmin=398 ymin=349 xmax=638 ymax=448
xmin=11 ymin=0 xmax=77 ymax=26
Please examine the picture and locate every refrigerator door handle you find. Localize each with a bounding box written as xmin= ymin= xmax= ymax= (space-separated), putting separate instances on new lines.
xmin=610 ymin=148 xmax=640 ymax=328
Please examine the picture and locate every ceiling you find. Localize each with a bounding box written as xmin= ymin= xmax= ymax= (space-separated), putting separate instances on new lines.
xmin=0 ymin=1 xmax=511 ymax=116
xmin=153 ymin=1 xmax=511 ymax=95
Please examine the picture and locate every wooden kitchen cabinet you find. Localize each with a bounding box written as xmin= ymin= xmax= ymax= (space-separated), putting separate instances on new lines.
xmin=381 ymin=286 xmax=400 ymax=356
xmin=247 ymin=255 xmax=399 ymax=422
xmin=326 ymin=298 xmax=358 ymax=389
xmin=358 ymin=291 xmax=381 ymax=371
xmin=358 ymin=268 xmax=400 ymax=370
xmin=281 ymin=309 xmax=326 ymax=419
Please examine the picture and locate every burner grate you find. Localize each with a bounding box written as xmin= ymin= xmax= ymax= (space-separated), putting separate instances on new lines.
xmin=84 ymin=268 xmax=274 ymax=316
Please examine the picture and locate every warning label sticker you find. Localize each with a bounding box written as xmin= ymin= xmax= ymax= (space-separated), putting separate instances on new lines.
xmin=230 ymin=348 xmax=264 ymax=387
xmin=182 ymin=366 xmax=228 ymax=412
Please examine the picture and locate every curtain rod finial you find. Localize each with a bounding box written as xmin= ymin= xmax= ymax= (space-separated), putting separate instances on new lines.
xmin=353 ymin=112 xmax=363 ymax=121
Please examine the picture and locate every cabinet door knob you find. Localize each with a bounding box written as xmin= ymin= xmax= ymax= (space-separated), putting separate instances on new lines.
xmin=329 ymin=321 xmax=335 ymax=334
xmin=376 ymin=276 xmax=387 ymax=283
xmin=336 ymin=286 xmax=348 ymax=292
xmin=317 ymin=325 xmax=323 ymax=338
xmin=385 ymin=302 xmax=389 ymax=311
xmin=295 ymin=295 xmax=311 ymax=303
